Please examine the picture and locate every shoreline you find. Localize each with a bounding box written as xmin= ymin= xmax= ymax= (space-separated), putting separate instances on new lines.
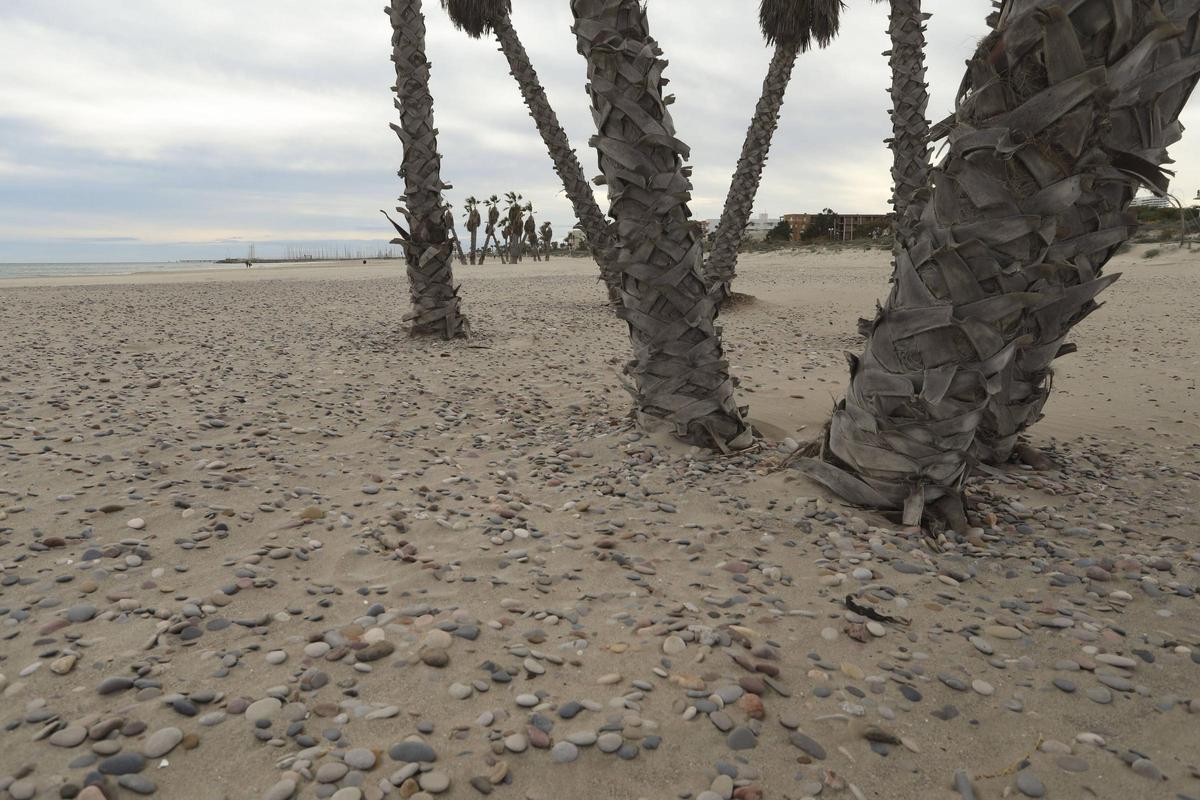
xmin=0 ymin=258 xmax=401 ymax=288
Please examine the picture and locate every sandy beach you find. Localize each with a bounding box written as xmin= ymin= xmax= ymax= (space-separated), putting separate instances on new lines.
xmin=1 ymin=248 xmax=1197 ymax=800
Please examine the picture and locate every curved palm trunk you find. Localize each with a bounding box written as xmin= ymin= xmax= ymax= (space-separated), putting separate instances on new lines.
xmin=445 ymin=211 xmax=467 ymax=264
xmin=885 ymin=0 xmax=931 ymax=224
xmin=491 ymin=15 xmax=622 ymax=304
xmin=703 ymin=42 xmax=799 ymax=296
xmin=481 ymin=229 xmax=499 ymax=263
xmin=387 ymin=0 xmax=468 ymax=339
xmin=572 ymin=0 xmax=751 ymax=451
xmin=976 ymin=0 xmax=1200 ymax=464
xmin=803 ymin=0 xmax=1200 ymax=528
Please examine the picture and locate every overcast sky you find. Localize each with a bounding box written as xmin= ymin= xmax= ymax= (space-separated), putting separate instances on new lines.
xmin=1 ymin=1 xmax=1194 ymax=263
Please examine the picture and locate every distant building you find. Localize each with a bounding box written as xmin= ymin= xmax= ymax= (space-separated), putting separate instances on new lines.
xmin=836 ymin=213 xmax=892 ymax=241
xmin=782 ymin=212 xmax=893 ymax=241
xmin=700 ymin=215 xmax=780 ymax=240
xmin=565 ymin=229 xmax=588 ymax=250
xmin=743 ymin=213 xmax=781 ymax=241
xmin=1131 ymin=194 xmax=1171 ymax=209
xmin=782 ymin=213 xmax=813 ymax=241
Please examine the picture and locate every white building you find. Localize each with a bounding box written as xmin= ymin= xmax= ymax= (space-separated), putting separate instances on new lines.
xmin=744 ymin=213 xmax=781 ymax=240
xmin=1131 ymin=193 xmax=1171 ymax=208
xmin=703 ymin=213 xmax=781 ymax=241
xmin=565 ymin=229 xmax=588 ymax=250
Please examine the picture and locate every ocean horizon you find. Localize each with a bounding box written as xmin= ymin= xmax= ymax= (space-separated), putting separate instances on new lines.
xmin=0 ymin=260 xmax=233 ymax=279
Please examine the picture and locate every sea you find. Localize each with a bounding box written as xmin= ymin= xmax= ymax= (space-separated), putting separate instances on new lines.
xmin=0 ymin=261 xmax=231 ymax=280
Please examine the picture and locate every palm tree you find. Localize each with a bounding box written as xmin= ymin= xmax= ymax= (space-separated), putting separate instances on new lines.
xmin=504 ymin=191 xmax=525 ymax=262
xmin=801 ymin=0 xmax=1200 ymax=529
xmin=571 ymin=0 xmax=751 ymax=452
xmin=523 ymin=203 xmax=541 ymax=262
xmin=704 ymin=0 xmax=844 ymax=298
xmin=539 ymin=221 xmax=553 ymax=260
xmin=481 ymin=194 xmax=502 ymax=263
xmin=443 ymin=202 xmax=467 ymax=264
xmin=463 ymin=196 xmax=481 ymax=264
xmin=439 ymin=0 xmax=622 ymax=304
xmin=876 ymin=0 xmax=931 ymax=225
xmin=975 ymin=0 xmax=1200 ymax=466
xmin=383 ymin=0 xmax=468 ymax=339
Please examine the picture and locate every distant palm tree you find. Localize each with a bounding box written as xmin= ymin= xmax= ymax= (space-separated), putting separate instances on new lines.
xmin=504 ymin=191 xmax=525 ymax=262
xmin=439 ymin=0 xmax=622 ymax=304
xmin=463 ymin=196 xmax=481 ymax=264
xmin=801 ymin=0 xmax=1200 ymax=529
xmin=383 ymin=0 xmax=468 ymax=338
xmin=523 ymin=203 xmax=541 ymax=262
xmin=443 ymin=202 xmax=467 ymax=264
xmin=480 ymin=194 xmax=502 ymax=263
xmin=572 ymin=0 xmax=750 ymax=452
xmin=539 ymin=221 xmax=553 ymax=260
xmin=704 ymin=0 xmax=844 ymax=298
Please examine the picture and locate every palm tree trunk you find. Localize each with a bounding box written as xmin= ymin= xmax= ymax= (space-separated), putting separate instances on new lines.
xmin=885 ymin=0 xmax=931 ymax=224
xmin=703 ymin=42 xmax=798 ymax=296
xmin=802 ymin=0 xmax=1200 ymax=528
xmin=571 ymin=0 xmax=751 ymax=451
xmin=492 ymin=14 xmax=623 ymax=305
xmin=975 ymin=0 xmax=1200 ymax=464
xmin=387 ymin=0 xmax=468 ymax=339
xmin=469 ymin=227 xmax=478 ymax=265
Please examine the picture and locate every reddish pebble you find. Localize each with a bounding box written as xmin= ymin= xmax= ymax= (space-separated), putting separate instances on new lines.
xmin=738 ymin=693 xmax=765 ymax=720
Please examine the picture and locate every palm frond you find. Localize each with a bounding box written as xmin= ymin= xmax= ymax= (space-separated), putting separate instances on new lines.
xmin=760 ymin=0 xmax=845 ymax=51
xmin=439 ymin=0 xmax=511 ymax=38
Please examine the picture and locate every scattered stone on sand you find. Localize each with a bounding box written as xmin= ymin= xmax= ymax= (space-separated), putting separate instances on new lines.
xmin=0 ymin=251 xmax=1196 ymax=800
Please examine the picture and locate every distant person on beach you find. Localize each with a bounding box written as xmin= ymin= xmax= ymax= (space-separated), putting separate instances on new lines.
xmin=245 ymin=260 xmax=252 ymax=269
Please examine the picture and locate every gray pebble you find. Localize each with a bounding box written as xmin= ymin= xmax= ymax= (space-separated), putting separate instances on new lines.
xmin=597 ymin=733 xmax=622 ymax=753
xmin=727 ymin=727 xmax=757 ymax=750
xmin=99 ymin=752 xmax=146 ymax=775
xmin=789 ymin=732 xmax=826 ymax=760
xmin=344 ymin=748 xmax=376 ymax=770
xmin=550 ymin=742 xmax=579 ymax=763
xmin=388 ymin=741 xmax=437 ymax=763
xmin=1052 ymin=677 xmax=1076 ymax=693
xmin=118 ymin=774 xmax=158 ymax=795
xmin=1015 ymin=771 xmax=1045 ymax=798
xmin=143 ymin=727 xmax=183 ymax=758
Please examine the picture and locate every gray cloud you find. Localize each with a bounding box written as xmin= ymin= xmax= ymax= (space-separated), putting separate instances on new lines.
xmin=2 ymin=1 xmax=1196 ymax=262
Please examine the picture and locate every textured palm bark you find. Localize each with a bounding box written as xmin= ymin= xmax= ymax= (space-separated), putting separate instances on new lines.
xmin=572 ymin=0 xmax=751 ymax=451
xmin=492 ymin=16 xmax=623 ymax=304
xmin=978 ymin=0 xmax=1200 ymax=463
xmin=884 ymin=0 xmax=931 ymax=222
xmin=387 ymin=0 xmax=468 ymax=339
xmin=803 ymin=0 xmax=1200 ymax=527
xmin=704 ymin=42 xmax=799 ymax=295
